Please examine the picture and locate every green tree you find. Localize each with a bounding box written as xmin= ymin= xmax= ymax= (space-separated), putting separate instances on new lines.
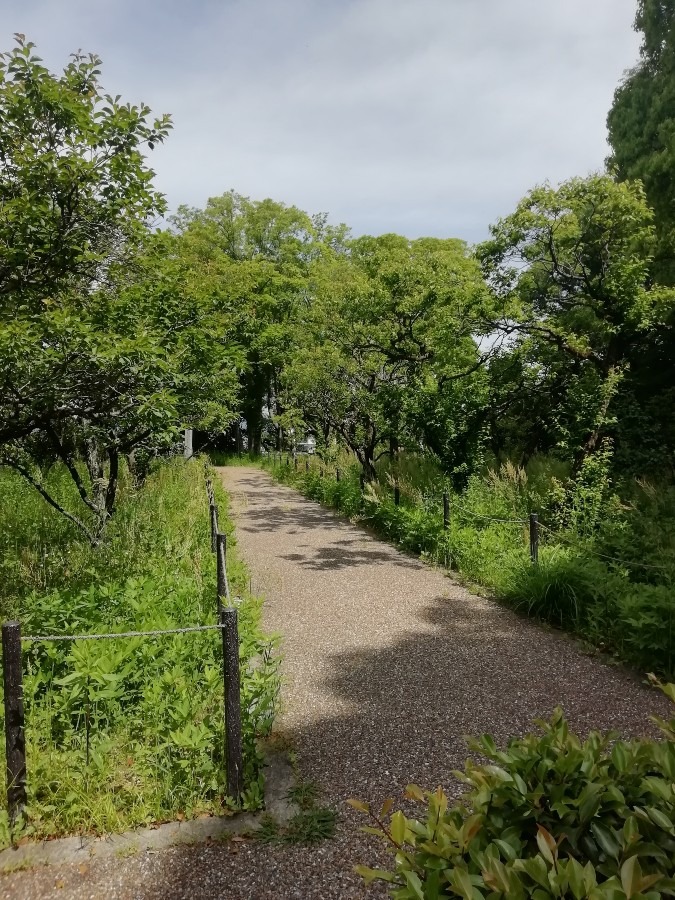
xmin=284 ymin=234 xmax=488 ymax=479
xmin=172 ymin=192 xmax=325 ymax=454
xmin=478 ymin=175 xmax=675 ymax=471
xmin=0 ymin=37 xmax=211 ymax=540
xmin=607 ymin=1 xmax=675 ymax=284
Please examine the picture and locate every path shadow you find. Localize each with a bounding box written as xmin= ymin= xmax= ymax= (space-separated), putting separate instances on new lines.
xmin=280 ymin=539 xmax=422 ymax=571
xmin=281 ymin=593 xmax=671 ymax=807
xmin=237 ymin=503 xmax=346 ymax=534
xmin=131 ymin=597 xmax=674 ymax=900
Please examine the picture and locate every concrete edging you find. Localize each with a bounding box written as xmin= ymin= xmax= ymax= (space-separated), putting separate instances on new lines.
xmin=0 ymin=751 xmax=296 ymax=872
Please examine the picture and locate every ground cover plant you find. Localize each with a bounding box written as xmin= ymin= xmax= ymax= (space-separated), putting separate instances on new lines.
xmin=352 ymin=679 xmax=675 ymax=899
xmin=262 ymin=453 xmax=675 ymax=681
xmin=0 ymin=457 xmax=279 ymax=849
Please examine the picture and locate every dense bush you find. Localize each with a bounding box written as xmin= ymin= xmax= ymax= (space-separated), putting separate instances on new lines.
xmin=0 ymin=458 xmax=279 ymax=847
xmin=353 ymin=680 xmax=675 ymax=899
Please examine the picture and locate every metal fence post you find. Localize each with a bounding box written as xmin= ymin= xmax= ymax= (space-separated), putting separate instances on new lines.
xmin=305 ymin=458 xmax=309 ymax=473
xmin=294 ymin=456 xmax=298 ymax=470
xmin=529 ymin=513 xmax=539 ymax=564
xmin=220 ymin=606 xmax=243 ymax=800
xmin=336 ymin=467 xmax=341 ymax=482
xmin=2 ymin=621 xmax=27 ymax=825
xmin=394 ymin=483 xmax=400 ymax=506
xmin=443 ymin=492 xmax=450 ymax=530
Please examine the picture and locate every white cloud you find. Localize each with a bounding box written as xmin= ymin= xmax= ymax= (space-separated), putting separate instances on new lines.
xmin=2 ymin=0 xmax=641 ymax=241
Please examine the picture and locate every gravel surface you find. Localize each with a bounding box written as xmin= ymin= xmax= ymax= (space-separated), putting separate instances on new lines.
xmin=4 ymin=465 xmax=671 ymax=899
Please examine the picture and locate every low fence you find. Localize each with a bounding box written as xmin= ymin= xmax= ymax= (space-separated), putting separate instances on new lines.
xmin=269 ymin=452 xmax=675 ymax=576
xmin=2 ymin=466 xmax=242 ymax=826
xmin=268 ymin=452 xmax=540 ymax=563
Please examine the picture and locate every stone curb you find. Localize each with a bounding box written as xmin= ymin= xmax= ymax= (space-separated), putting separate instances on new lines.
xmin=0 ymin=751 xmax=296 ymax=872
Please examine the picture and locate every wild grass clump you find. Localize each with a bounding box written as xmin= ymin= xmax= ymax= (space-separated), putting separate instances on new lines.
xmin=0 ymin=458 xmax=279 ymax=848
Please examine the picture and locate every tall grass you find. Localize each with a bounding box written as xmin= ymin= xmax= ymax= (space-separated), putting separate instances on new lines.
xmin=0 ymin=458 xmax=279 ymax=848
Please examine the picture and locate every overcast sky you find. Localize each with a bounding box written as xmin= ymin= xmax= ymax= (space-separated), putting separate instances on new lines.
xmin=3 ymin=0 xmax=641 ymax=242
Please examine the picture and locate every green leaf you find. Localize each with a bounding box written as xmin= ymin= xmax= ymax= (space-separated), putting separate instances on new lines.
xmin=345 ymin=799 xmax=369 ymax=814
xmin=591 ymin=822 xmax=621 ymax=860
xmin=535 ymin=825 xmax=557 ymax=865
xmin=390 ymin=810 xmax=407 ymax=845
xmin=353 ymin=865 xmax=396 ymax=885
xmin=402 ymin=870 xmax=425 ymax=899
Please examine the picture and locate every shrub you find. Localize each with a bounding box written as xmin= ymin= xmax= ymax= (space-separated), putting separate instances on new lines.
xmin=353 ymin=681 xmax=675 ymax=899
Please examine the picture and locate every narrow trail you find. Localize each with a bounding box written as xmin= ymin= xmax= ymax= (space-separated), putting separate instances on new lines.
xmin=4 ymin=465 xmax=670 ymax=900
xmin=225 ymin=466 xmax=667 ymax=784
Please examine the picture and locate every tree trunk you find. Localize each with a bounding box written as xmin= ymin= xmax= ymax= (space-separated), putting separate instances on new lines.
xmin=389 ymin=432 xmax=399 ymax=479
xmin=105 ymin=448 xmax=119 ymax=517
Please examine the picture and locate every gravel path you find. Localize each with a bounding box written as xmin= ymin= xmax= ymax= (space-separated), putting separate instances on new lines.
xmin=3 ymin=465 xmax=671 ymax=899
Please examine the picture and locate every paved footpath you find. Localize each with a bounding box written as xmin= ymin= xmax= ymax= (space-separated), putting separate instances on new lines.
xmin=3 ymin=466 xmax=671 ymax=899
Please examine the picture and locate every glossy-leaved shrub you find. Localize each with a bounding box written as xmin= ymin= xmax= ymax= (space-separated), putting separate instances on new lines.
xmin=352 ymin=681 xmax=675 ymax=899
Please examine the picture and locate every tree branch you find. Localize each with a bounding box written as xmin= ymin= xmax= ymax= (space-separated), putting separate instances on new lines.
xmin=2 ymin=458 xmax=97 ymax=545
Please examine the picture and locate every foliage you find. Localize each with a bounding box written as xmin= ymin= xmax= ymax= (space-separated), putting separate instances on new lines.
xmin=0 ymin=39 xmax=240 ymax=541
xmin=0 ymin=35 xmax=170 ymax=306
xmin=353 ymin=681 xmax=675 ymax=898
xmin=477 ymin=175 xmax=675 ymax=473
xmin=606 ymin=1 xmax=675 ymax=477
xmin=171 ymin=191 xmax=330 ymax=455
xmin=257 ymin=779 xmax=337 ymax=845
xmin=0 ymin=457 xmax=279 ymax=847
xmin=283 ymin=234 xmax=489 ymax=479
xmin=607 ymin=1 xmax=675 ymax=285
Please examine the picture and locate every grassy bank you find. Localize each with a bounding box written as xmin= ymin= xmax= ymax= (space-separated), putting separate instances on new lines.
xmin=0 ymin=458 xmax=279 ymax=848
xmin=262 ymin=455 xmax=675 ymax=680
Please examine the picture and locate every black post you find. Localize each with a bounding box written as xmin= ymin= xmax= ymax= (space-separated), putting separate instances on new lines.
xmin=286 ymin=455 xmax=290 ymax=466
xmin=320 ymin=467 xmax=324 ymax=478
xmin=210 ymin=503 xmax=219 ymax=553
xmin=336 ymin=467 xmax=341 ymax=482
xmin=220 ymin=606 xmax=243 ymax=800
xmin=305 ymin=458 xmax=309 ymax=473
xmin=216 ymin=532 xmax=230 ymax=606
xmin=443 ymin=492 xmax=450 ymax=530
xmin=2 ymin=622 xmax=26 ymax=825
xmin=294 ymin=456 xmax=298 ymax=470
xmin=529 ymin=513 xmax=539 ymax=564
xmin=394 ymin=484 xmax=400 ymax=506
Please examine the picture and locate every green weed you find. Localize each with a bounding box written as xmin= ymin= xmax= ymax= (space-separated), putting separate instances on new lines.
xmin=0 ymin=457 xmax=280 ymax=848
xmin=287 ymin=780 xmax=321 ymax=810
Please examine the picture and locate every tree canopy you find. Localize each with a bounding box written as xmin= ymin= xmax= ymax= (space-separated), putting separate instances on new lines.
xmin=607 ymin=1 xmax=675 ymax=284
